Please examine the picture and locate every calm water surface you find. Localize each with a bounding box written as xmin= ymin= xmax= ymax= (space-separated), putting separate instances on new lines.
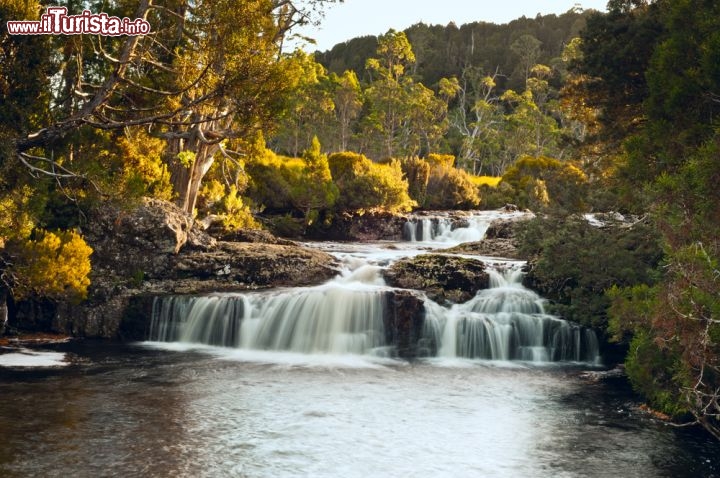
xmin=1 ymin=341 xmax=718 ymax=478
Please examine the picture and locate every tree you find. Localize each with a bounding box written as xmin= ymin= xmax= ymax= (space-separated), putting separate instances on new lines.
xmin=290 ymin=137 xmax=337 ymax=224
xmin=451 ymin=67 xmax=503 ymax=174
xmin=331 ymin=70 xmax=364 ymax=151
xmin=8 ymin=0 xmax=339 ymax=215
xmin=271 ymin=51 xmax=335 ymax=157
xmin=365 ymin=30 xmax=416 ymax=158
xmin=511 ymin=34 xmax=542 ymax=84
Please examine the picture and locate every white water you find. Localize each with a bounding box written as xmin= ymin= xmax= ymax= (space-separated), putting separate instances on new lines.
xmin=423 ymin=267 xmax=599 ymax=362
xmin=148 ymin=209 xmax=599 ymax=364
xmin=403 ymin=214 xmax=492 ymax=243
xmin=150 ymin=285 xmax=388 ymax=356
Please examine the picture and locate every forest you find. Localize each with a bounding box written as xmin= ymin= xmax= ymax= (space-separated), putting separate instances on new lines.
xmin=0 ymin=0 xmax=718 ymax=440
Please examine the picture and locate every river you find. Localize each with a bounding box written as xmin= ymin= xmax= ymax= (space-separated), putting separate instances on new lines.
xmin=1 ymin=211 xmax=718 ymax=477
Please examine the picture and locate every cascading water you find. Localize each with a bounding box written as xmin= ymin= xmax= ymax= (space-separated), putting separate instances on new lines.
xmin=423 ymin=267 xmax=599 ymax=362
xmin=403 ymin=214 xmax=490 ymax=243
xmin=149 ymin=283 xmax=388 ymax=355
xmin=147 ymin=209 xmax=600 ymax=365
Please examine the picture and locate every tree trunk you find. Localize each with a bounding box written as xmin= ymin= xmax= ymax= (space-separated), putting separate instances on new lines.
xmin=169 ymin=144 xmax=218 ymax=215
xmin=0 ymin=289 xmax=7 ymax=335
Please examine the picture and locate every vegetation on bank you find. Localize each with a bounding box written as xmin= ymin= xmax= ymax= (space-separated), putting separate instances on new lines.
xmin=0 ymin=0 xmax=718 ymax=438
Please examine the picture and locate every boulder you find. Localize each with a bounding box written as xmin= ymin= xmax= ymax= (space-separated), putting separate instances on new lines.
xmin=383 ymin=254 xmax=489 ymax=304
xmin=212 ymin=227 xmax=296 ymax=246
xmin=171 ymin=241 xmax=338 ymax=288
xmin=383 ymin=290 xmax=426 ymax=359
xmin=185 ymin=226 xmax=218 ymax=251
xmin=305 ymin=211 xmax=407 ymax=241
xmin=84 ymin=198 xmax=191 ymax=279
xmin=444 ymin=239 xmax=521 ymax=259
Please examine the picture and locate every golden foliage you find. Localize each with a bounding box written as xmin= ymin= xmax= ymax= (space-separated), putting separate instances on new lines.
xmin=12 ymin=230 xmax=93 ymax=303
xmin=0 ymin=185 xmax=38 ymax=245
xmin=469 ymin=175 xmax=502 ymax=188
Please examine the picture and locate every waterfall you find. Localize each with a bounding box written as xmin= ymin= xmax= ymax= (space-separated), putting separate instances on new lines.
xmin=423 ymin=266 xmax=600 ymax=363
xmin=149 ymin=285 xmax=388 ymax=355
xmin=403 ymin=216 xmax=454 ymax=242
xmin=403 ymin=214 xmax=492 ymax=244
xmin=147 ymin=208 xmax=599 ymax=365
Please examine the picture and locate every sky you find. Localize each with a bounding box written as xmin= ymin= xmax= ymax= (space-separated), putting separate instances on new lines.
xmin=294 ymin=0 xmax=609 ymax=51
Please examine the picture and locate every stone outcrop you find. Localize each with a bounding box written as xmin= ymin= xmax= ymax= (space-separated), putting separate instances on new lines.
xmin=306 ymin=211 xmax=408 ymax=241
xmin=382 ymin=290 xmax=426 ymax=359
xmin=6 ymin=198 xmax=341 ymax=339
xmin=170 ymin=241 xmax=338 ymax=290
xmin=83 ymin=197 xmax=191 ymax=279
xmin=443 ymin=239 xmax=521 ymax=259
xmin=443 ymin=213 xmax=533 ymax=259
xmin=383 ymin=254 xmax=489 ymax=304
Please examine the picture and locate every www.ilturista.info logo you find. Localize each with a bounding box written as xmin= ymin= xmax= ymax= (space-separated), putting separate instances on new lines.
xmin=7 ymin=7 xmax=150 ymax=36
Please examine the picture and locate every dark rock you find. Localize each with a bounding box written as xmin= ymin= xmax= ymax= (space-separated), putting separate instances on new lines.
xmin=443 ymin=238 xmax=522 ymax=259
xmin=8 ymin=298 xmax=56 ymax=334
xmin=384 ymin=254 xmax=489 ymax=304
xmin=185 ymin=226 xmax=218 ymax=251
xmin=171 ymin=241 xmax=337 ymax=287
xmin=485 ymin=218 xmax=519 ymax=239
xmin=83 ymin=198 xmax=191 ymax=279
xmin=41 ymin=198 xmax=340 ymax=339
xmin=0 ymin=290 xmax=8 ymax=335
xmin=305 ymin=211 xmax=407 ymax=241
xmin=383 ymin=290 xmax=426 ymax=359
xmin=213 ymin=227 xmax=296 ymax=246
xmin=118 ymin=295 xmax=156 ymax=341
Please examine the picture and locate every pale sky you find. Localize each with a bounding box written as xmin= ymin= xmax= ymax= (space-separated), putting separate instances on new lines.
xmin=295 ymin=0 xmax=608 ymax=51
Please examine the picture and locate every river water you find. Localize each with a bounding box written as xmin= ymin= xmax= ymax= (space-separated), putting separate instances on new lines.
xmin=1 ymin=211 xmax=719 ymax=477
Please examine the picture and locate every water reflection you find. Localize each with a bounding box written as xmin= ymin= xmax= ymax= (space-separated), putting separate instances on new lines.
xmin=0 ymin=342 xmax=718 ymax=478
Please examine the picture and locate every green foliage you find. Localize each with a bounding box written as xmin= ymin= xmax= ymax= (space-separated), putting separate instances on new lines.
xmin=400 ymin=157 xmax=431 ymax=206
xmin=328 ymin=152 xmax=415 ymax=213
xmin=176 ymin=151 xmax=196 ymax=169
xmin=246 ymin=137 xmax=337 ymax=224
xmin=501 ymin=155 xmax=588 ymax=212
xmin=0 ymin=0 xmax=51 ymax=137
xmin=317 ymin=10 xmax=593 ymax=91
xmin=423 ymin=157 xmax=481 ymax=210
xmin=624 ymin=330 xmax=689 ymax=418
xmin=518 ymin=215 xmax=662 ymax=329
xmin=117 ymin=133 xmax=174 ymax=201
xmin=9 ymin=230 xmax=93 ymax=303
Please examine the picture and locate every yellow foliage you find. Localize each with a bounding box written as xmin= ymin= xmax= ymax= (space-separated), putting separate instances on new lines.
xmin=12 ymin=230 xmax=93 ymax=303
xmin=0 ymin=185 xmax=38 ymax=245
xmin=501 ymin=155 xmax=588 ymax=211
xmin=221 ymin=185 xmax=261 ymax=230
xmin=426 ymin=153 xmax=456 ymax=169
xmin=469 ymin=175 xmax=502 ymax=188
xmin=198 ymin=179 xmax=227 ymax=210
xmin=116 ymin=132 xmax=174 ymax=201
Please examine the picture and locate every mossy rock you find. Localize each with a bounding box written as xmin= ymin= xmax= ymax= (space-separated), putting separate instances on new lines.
xmin=383 ymin=254 xmax=489 ymax=304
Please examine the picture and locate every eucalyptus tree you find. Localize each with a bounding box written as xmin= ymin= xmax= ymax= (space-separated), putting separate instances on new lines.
xmin=9 ymin=0 xmax=339 ymax=214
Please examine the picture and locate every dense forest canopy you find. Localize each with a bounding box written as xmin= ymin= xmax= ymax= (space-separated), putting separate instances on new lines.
xmin=0 ymin=0 xmax=718 ymax=439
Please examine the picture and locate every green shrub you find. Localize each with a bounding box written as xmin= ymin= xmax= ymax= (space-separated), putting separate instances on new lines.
xmin=328 ymin=152 xmax=414 ymax=213
xmin=501 ymin=155 xmax=588 ymax=212
xmin=424 ymin=160 xmax=481 ymax=209
xmin=518 ymin=215 xmax=662 ymax=329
